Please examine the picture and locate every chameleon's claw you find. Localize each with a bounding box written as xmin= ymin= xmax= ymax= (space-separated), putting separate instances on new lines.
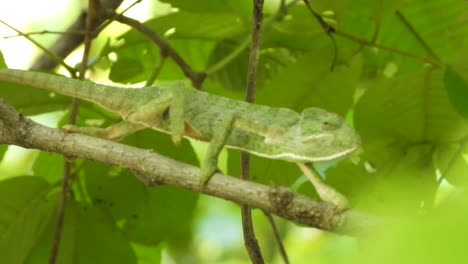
xmin=171 ymin=134 xmax=183 ymax=146
xmin=62 ymin=124 xmax=77 ymax=132
xmin=198 ymin=165 xmax=218 ymax=187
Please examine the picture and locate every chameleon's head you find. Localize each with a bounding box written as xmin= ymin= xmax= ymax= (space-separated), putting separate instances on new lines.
xmin=281 ymin=107 xmax=361 ymax=162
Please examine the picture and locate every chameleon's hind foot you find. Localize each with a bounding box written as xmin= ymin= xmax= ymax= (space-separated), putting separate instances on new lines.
xmin=63 ymin=121 xmax=145 ymax=141
xmin=63 ymin=124 xmax=110 ymax=138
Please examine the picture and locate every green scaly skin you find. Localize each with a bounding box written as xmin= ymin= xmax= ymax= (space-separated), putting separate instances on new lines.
xmin=0 ymin=69 xmax=360 ymax=204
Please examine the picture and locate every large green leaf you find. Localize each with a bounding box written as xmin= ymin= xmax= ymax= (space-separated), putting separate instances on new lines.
xmin=27 ymin=202 xmax=137 ymax=264
xmin=444 ymin=66 xmax=468 ymax=120
xmin=144 ymin=12 xmax=246 ymax=40
xmin=354 ymin=68 xmax=468 ymax=209
xmin=434 ymin=142 xmax=468 ymax=186
xmin=33 ymin=152 xmax=64 ymax=184
xmin=258 ymin=45 xmax=362 ymax=115
xmin=0 ymin=77 xmax=71 ymax=115
xmin=123 ymin=129 xmax=198 ymax=166
xmin=0 ymin=51 xmax=6 ymax=68
xmin=356 ymin=68 xmax=468 ymax=143
xmin=354 ymin=194 xmax=468 ymax=264
xmin=398 ymin=0 xmax=468 ymax=61
xmin=83 ymin=162 xmax=147 ymax=221
xmin=160 ymin=0 xmax=235 ymax=13
xmin=0 ymin=177 xmax=55 ymax=264
xmin=123 ymin=185 xmax=198 ymax=245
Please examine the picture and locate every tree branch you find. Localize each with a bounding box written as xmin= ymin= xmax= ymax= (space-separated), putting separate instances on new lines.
xmin=102 ymin=9 xmax=206 ymax=89
xmin=49 ymin=1 xmax=99 ymax=263
xmin=241 ymin=0 xmax=265 ymax=262
xmin=0 ymin=97 xmax=381 ymax=236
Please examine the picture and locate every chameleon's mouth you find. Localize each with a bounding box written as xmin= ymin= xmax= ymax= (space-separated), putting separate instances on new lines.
xmin=233 ymin=144 xmax=359 ymax=163
xmin=303 ymin=145 xmax=359 ymax=162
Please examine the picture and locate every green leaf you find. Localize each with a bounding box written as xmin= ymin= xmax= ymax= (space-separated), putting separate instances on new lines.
xmin=123 ymin=129 xmax=198 ymax=166
xmin=0 ymin=51 xmax=7 ymax=68
xmin=145 ymin=12 xmax=245 ymax=40
xmin=434 ymin=142 xmax=468 ymax=186
xmin=0 ymin=78 xmax=71 ymax=115
xmin=27 ymin=202 xmax=137 ymax=264
xmin=33 ymin=152 xmax=64 ymax=183
xmin=0 ymin=145 xmax=8 ymax=162
xmin=107 ymin=11 xmax=245 ymax=84
xmin=160 ymin=0 xmax=234 ymax=13
xmin=354 ymin=194 xmax=468 ymax=264
xmin=83 ymin=161 xmax=147 ymax=220
xmin=131 ymin=242 xmax=162 ymax=264
xmin=123 ymin=185 xmax=198 ymax=245
xmin=324 ymin=159 xmax=373 ymax=207
xmin=107 ymin=41 xmax=159 ymax=84
xmin=258 ymin=46 xmax=362 ymax=115
xmin=109 ymin=57 xmax=146 ymax=83
xmin=399 ymin=0 xmax=468 ymax=61
xmin=355 ymin=68 xmax=468 ymax=143
xmin=444 ymin=66 xmax=468 ymax=120
xmin=0 ymin=177 xmax=55 ymax=264
xmin=75 ymin=205 xmax=136 ymax=263
xmin=227 ymin=150 xmax=301 ymax=188
xmin=353 ymin=68 xmax=468 ymax=212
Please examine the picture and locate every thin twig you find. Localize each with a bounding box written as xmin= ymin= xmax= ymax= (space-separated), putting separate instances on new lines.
xmin=94 ymin=0 xmax=142 ymax=35
xmin=206 ymin=0 xmax=300 ymax=76
xmin=49 ymin=1 xmax=98 ymax=263
xmin=48 ymin=161 xmax=72 ymax=264
xmin=145 ymin=51 xmax=167 ymax=86
xmin=302 ymin=0 xmax=339 ymax=70
xmin=395 ymin=10 xmax=441 ymax=62
xmin=241 ymin=0 xmax=265 ymax=263
xmin=0 ymin=20 xmax=76 ymax=76
xmin=104 ymin=10 xmax=206 ymax=89
xmin=31 ymin=0 xmax=124 ymax=70
xmin=3 ymin=30 xmax=85 ymax=39
xmin=302 ymin=0 xmax=335 ymax=34
xmin=263 ymin=211 xmax=289 ymax=264
xmin=301 ymin=2 xmax=442 ymax=66
xmin=334 ymin=30 xmax=441 ymax=66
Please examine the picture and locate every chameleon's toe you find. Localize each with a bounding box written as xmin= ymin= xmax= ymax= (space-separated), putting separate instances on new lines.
xmin=171 ymin=134 xmax=183 ymax=146
xmin=62 ymin=124 xmax=78 ymax=132
xmin=198 ymin=166 xmax=218 ymax=187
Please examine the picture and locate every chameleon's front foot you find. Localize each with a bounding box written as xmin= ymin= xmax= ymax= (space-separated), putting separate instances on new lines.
xmin=297 ymin=163 xmax=350 ymax=210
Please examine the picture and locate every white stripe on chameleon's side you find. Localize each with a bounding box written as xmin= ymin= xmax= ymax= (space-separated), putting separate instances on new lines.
xmin=226 ymin=145 xmax=358 ymax=162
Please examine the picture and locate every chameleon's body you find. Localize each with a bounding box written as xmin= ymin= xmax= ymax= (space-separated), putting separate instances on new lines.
xmin=0 ymin=69 xmax=360 ymax=193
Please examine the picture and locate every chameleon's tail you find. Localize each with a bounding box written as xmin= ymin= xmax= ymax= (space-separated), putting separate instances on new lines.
xmin=0 ymin=68 xmax=136 ymax=112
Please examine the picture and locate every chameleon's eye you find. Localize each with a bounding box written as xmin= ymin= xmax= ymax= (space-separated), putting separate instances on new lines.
xmin=322 ymin=119 xmax=341 ymax=130
xmin=321 ymin=116 xmax=341 ymax=130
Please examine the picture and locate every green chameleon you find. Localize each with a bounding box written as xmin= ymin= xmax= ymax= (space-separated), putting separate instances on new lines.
xmin=0 ymin=68 xmax=360 ymax=205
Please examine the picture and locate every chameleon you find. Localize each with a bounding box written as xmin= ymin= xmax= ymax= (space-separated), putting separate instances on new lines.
xmin=0 ymin=68 xmax=360 ymax=204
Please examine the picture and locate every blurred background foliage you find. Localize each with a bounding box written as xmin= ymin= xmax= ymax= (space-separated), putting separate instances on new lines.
xmin=0 ymin=0 xmax=467 ymax=263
